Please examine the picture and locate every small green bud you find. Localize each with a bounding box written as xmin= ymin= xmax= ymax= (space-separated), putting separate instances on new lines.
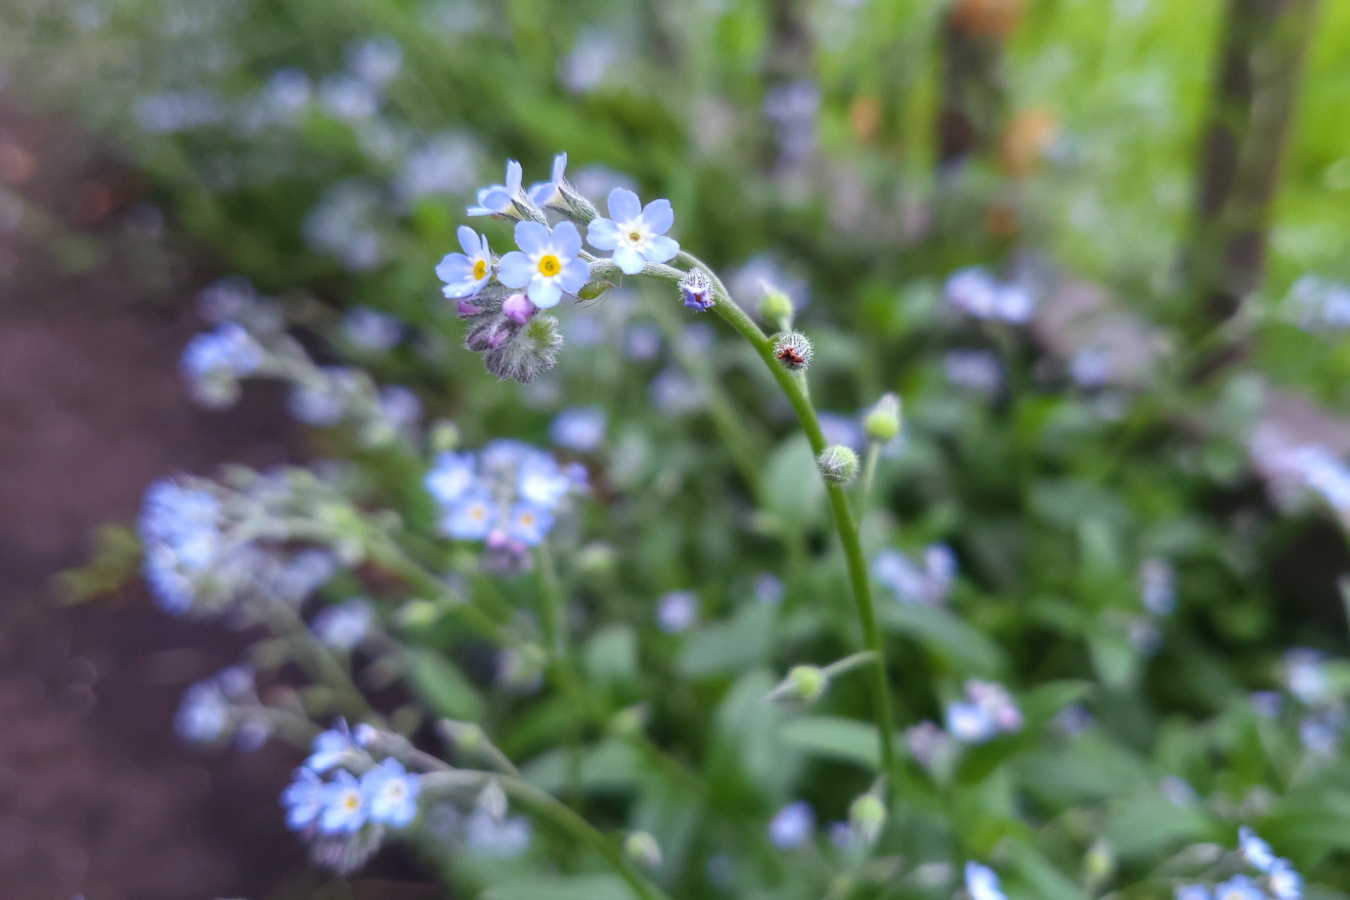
xmin=848 ymin=794 xmax=887 ymax=846
xmin=817 ymin=444 xmax=860 ymax=486
xmin=774 ymin=665 xmax=826 ymax=703
xmin=428 ymin=419 xmax=461 ymax=453
xmin=759 ymin=285 xmax=795 ymax=329
xmin=624 ymin=831 xmax=663 ymax=869
xmin=397 ymin=599 xmax=442 ymax=629
xmin=1084 ymin=838 xmax=1116 ymax=888
xmin=864 ymin=393 xmax=902 ymax=444
xmin=608 ymin=704 xmax=650 ymax=738
xmin=576 ymin=542 xmax=617 ymax=575
xmin=772 ymin=331 xmax=814 ymax=372
xmin=439 ymin=719 xmax=485 ymax=752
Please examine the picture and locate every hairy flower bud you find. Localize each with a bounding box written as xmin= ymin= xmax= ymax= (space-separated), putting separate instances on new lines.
xmin=679 ymin=269 xmax=715 ymax=312
xmin=481 ymin=315 xmax=564 ymax=384
xmin=818 ymin=444 xmax=860 ymax=485
xmin=501 ymin=292 xmax=536 ymax=325
xmin=864 ymin=393 xmax=903 ymax=444
xmin=624 ymin=831 xmax=663 ymax=870
xmin=772 ymin=331 xmax=813 ymax=372
xmin=848 ymin=793 xmax=887 ymax=846
xmin=428 ymin=419 xmax=460 ymax=453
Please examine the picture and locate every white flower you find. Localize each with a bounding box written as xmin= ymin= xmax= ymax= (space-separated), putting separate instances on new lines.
xmin=497 ymin=220 xmax=590 ymax=308
xmin=436 ymin=226 xmax=494 ymax=298
xmin=586 ymin=188 xmax=679 ymax=275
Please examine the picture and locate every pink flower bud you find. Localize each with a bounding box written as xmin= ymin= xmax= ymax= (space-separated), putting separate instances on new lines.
xmin=502 ymin=292 xmax=536 ymax=325
xmin=457 ymin=299 xmax=481 ymax=318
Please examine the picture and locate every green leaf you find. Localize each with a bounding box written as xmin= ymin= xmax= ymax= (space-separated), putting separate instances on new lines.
xmin=876 ymin=602 xmax=1006 ymax=676
xmin=1104 ymin=790 xmax=1214 ymax=859
xmin=678 ymin=602 xmax=776 ymax=678
xmin=521 ymin=738 xmax=642 ymax=795
xmin=1006 ymin=841 xmax=1089 ymax=900
xmin=779 ymin=716 xmax=882 ymax=771
xmin=402 ymin=648 xmax=486 ymax=723
xmin=763 ymin=435 xmax=825 ymax=529
xmin=585 ymin=623 xmax=639 ymax=685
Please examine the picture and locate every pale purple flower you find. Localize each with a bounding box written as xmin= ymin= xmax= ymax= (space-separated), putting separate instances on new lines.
xmin=436 ymin=225 xmax=494 ymax=298
xmin=498 ymin=220 xmax=589 ymax=308
xmin=586 ymin=188 xmax=679 ymax=275
xmin=768 ymin=801 xmax=814 ymax=850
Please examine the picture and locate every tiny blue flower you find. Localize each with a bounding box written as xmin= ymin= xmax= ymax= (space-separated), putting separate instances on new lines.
xmin=586 ymin=188 xmax=679 ymax=275
xmin=341 ymin=306 xmax=403 ymax=351
xmin=549 ymin=406 xmax=606 ymax=453
xmin=281 ymin=767 xmax=326 ymax=831
xmin=464 ymin=809 xmax=532 ymax=858
xmin=1299 ymin=711 xmax=1342 ymax=756
xmin=1177 ymin=885 xmax=1211 ymax=900
xmin=527 ymin=152 xmax=569 ymax=208
xmin=1284 ymin=648 xmax=1330 ymax=705
xmin=379 ymin=384 xmax=422 ymax=428
xmin=656 ymin=590 xmax=698 ymax=634
xmin=319 ymin=769 xmax=369 ymax=835
xmin=362 ymin=758 xmax=421 ymax=828
xmin=442 ymin=488 xmax=499 ymax=541
xmin=1250 ymin=691 xmax=1283 ymax=718
xmin=946 ymin=701 xmax=996 ymax=744
xmin=436 ymin=226 xmax=494 ymax=298
xmin=754 ymin=573 xmax=784 ymax=605
xmin=305 ymin=719 xmax=355 ymax=773
xmin=505 ymin=502 xmax=553 ymax=546
xmin=1139 ymin=558 xmax=1177 ymax=616
xmin=180 ymin=323 xmax=262 ymax=379
xmin=311 ymin=598 xmax=375 ymax=650
xmin=1239 ymin=827 xmax=1276 ymax=873
xmin=497 ymin=220 xmax=590 ymax=308
xmin=467 ymin=160 xmax=524 ymax=217
xmin=425 ymin=451 xmax=478 ymax=505
xmin=1215 ymin=874 xmax=1266 ymax=900
xmin=1268 ymin=860 xmax=1302 ymax=900
xmin=517 ymin=453 xmax=573 ymax=508
xmin=174 ymin=680 xmax=231 ymax=744
xmin=965 ymin=862 xmax=1006 ymax=900
xmin=768 ymin=801 xmax=814 ymax=850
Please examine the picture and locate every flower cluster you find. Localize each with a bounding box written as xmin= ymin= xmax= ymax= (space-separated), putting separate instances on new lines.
xmin=424 ymin=440 xmax=584 ymax=573
xmin=281 ymin=721 xmax=422 ymax=875
xmin=872 ymin=544 xmax=958 ymax=606
xmin=437 ymin=154 xmax=680 ymax=382
xmin=1176 ymin=827 xmax=1302 ymax=900
xmin=175 ymin=665 xmax=269 ymax=751
xmin=944 ymin=266 xmax=1036 ymax=324
xmin=1254 ymin=648 xmax=1349 ymax=757
xmin=1285 ymin=274 xmax=1350 ymax=332
xmin=137 ymin=470 xmax=347 ymax=616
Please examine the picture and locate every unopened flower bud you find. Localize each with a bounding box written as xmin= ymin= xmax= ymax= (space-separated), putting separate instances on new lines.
xmin=624 ymin=831 xmax=663 ymax=869
xmin=608 ymin=704 xmax=649 ymax=738
xmin=773 ymin=331 xmax=813 ymax=372
xmin=438 ymin=719 xmax=485 ymax=752
xmin=759 ymin=284 xmax=795 ymax=329
xmin=1084 ymin=838 xmax=1115 ymax=887
xmin=428 ymin=419 xmax=460 ymax=453
xmin=679 ymin=269 xmax=715 ymax=312
xmin=397 ymin=599 xmax=441 ymax=629
xmin=501 ymin=292 xmax=536 ymax=325
xmin=817 ymin=445 xmax=860 ymax=485
xmin=848 ymin=793 xmax=887 ymax=846
xmin=863 ymin=393 xmax=902 ymax=444
xmin=772 ymin=665 xmax=827 ymax=703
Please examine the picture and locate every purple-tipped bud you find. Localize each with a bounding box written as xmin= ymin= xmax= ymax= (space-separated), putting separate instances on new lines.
xmin=457 ymin=299 xmax=482 ymax=318
xmin=486 ymin=328 xmax=510 ymax=349
xmin=502 ymin=292 xmax=536 ymax=325
xmin=679 ymin=270 xmax=715 ymax=312
xmin=486 ymin=528 xmax=509 ymax=549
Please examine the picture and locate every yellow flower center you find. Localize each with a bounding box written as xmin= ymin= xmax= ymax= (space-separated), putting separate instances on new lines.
xmin=537 ymin=254 xmax=561 ymax=277
xmin=473 ymin=258 xmax=488 ymax=280
xmin=628 ymin=231 xmax=643 ymax=243
xmin=343 ymin=793 xmax=360 ymax=811
xmin=469 ymin=505 xmax=486 ymax=520
xmin=519 ymin=512 xmax=535 ymax=526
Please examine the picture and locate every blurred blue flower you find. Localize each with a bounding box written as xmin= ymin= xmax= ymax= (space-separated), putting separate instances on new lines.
xmin=1177 ymin=885 xmax=1211 ymax=900
xmin=362 ymin=759 xmax=420 ymax=828
xmin=498 ymin=220 xmax=589 ymax=308
xmin=341 ymin=307 xmax=402 ymax=352
xmin=944 ymin=349 xmax=1004 ymax=395
xmin=965 ymin=862 xmax=1006 ymax=900
xmin=768 ymin=801 xmax=814 ymax=850
xmin=174 ymin=679 xmax=231 ymax=744
xmin=425 ymin=452 xmax=478 ymax=505
xmin=311 ymin=598 xmax=375 ymax=650
xmin=306 ymin=720 xmax=355 ymax=773
xmin=319 ymin=770 xmax=369 ymax=835
xmin=506 ymin=502 xmax=552 ymax=546
xmin=550 ymin=407 xmax=606 ymax=452
xmin=464 ymin=809 xmax=532 ymax=858
xmin=1269 ymin=860 xmax=1302 ymax=900
xmin=1214 ymin=875 xmax=1265 ymax=900
xmin=442 ymin=488 xmax=498 ymax=541
xmin=656 ymin=591 xmax=698 ymax=634
xmin=1239 ymin=827 xmax=1275 ymax=872
xmin=586 ymin=188 xmax=679 ymax=275
xmin=282 ymin=767 xmax=326 ymax=831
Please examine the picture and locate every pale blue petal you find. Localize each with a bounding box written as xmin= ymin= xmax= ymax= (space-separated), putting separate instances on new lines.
xmin=641 ymin=198 xmax=674 ymax=235
xmin=643 ymin=235 xmax=679 ymax=263
xmin=587 ymin=217 xmax=620 ymax=250
xmin=435 ymin=252 xmax=470 ymax=283
xmin=529 ymin=277 xmax=563 ymax=309
xmin=613 ymin=245 xmax=645 ymax=275
xmin=456 ymin=225 xmax=479 ymax=257
xmin=552 ymin=152 xmax=567 ymax=183
xmin=478 ymin=186 xmax=511 ymax=213
xmin=478 ymin=232 xmax=491 ymax=257
xmin=558 ymin=258 xmax=591 ymax=294
xmin=607 ymin=188 xmax=641 ymax=223
xmin=552 ymin=221 xmax=582 ymax=259
xmin=466 ymin=205 xmax=493 ymax=217
xmin=505 ymin=159 xmax=522 ymax=193
xmin=527 ymin=182 xmax=554 ymax=206
xmin=514 ymin=220 xmax=550 ymax=255
xmin=497 ymin=252 xmax=534 ymax=288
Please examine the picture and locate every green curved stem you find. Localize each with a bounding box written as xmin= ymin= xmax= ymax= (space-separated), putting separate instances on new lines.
xmin=419 ymin=769 xmax=672 ymax=900
xmin=596 ymin=252 xmax=898 ymax=785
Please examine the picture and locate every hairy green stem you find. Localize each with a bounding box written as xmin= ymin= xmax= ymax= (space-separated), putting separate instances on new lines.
xmin=254 ymin=597 xmax=377 ymax=721
xmin=854 ymin=442 xmax=881 ymax=527
xmin=606 ymin=252 xmax=899 ymax=785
